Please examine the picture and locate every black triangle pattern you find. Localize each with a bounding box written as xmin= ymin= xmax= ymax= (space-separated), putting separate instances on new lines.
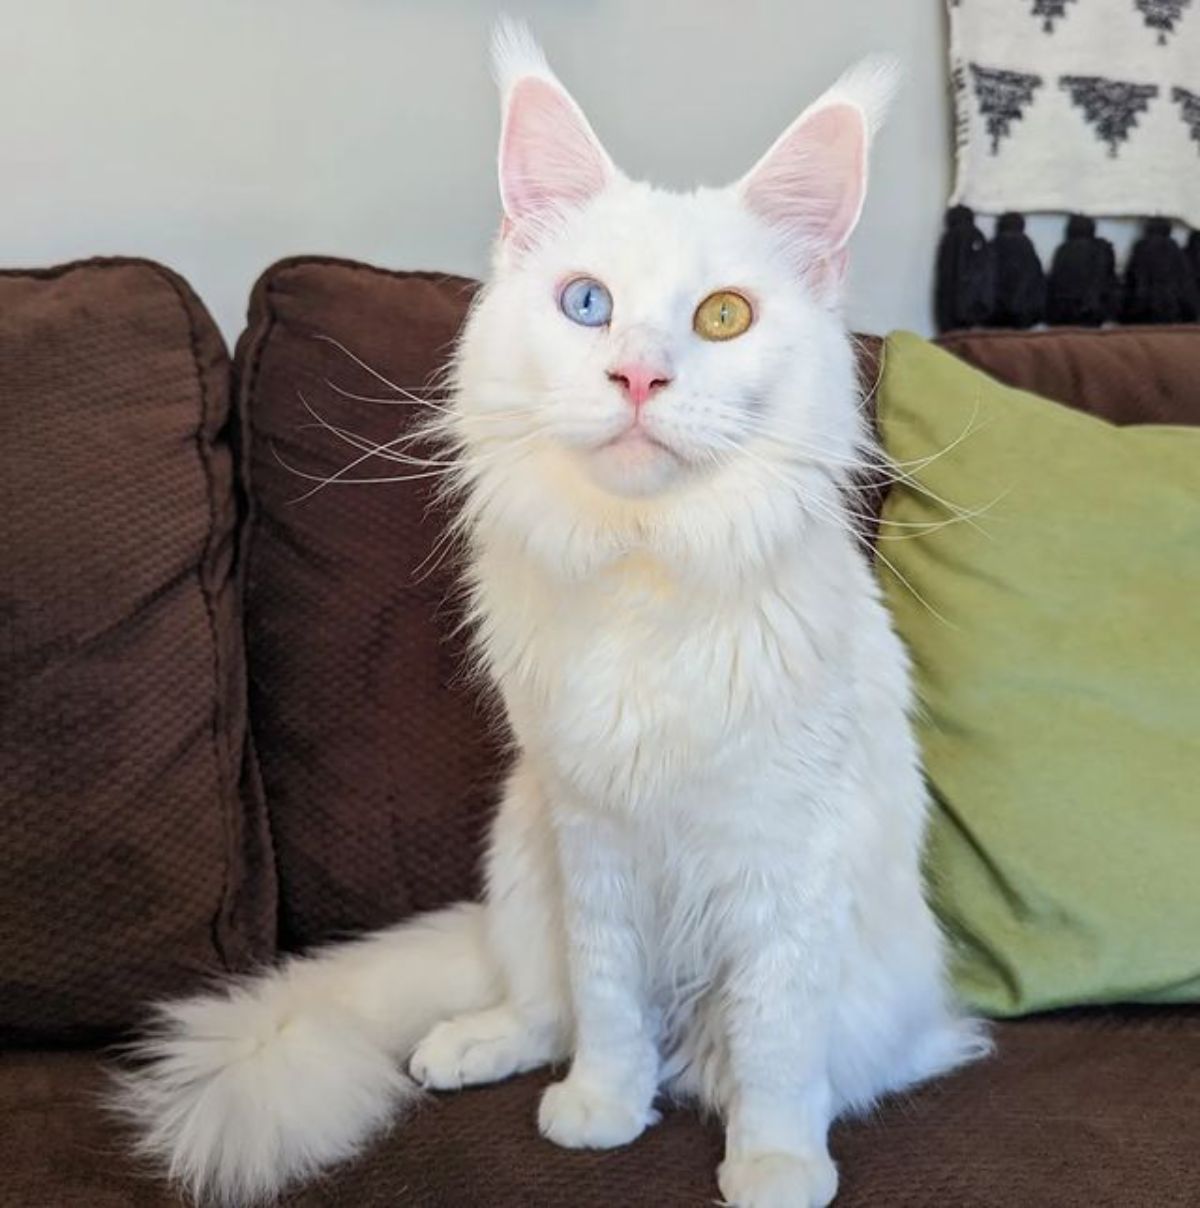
xmin=1031 ymin=0 xmax=1078 ymax=32
xmin=1133 ymin=0 xmax=1194 ymax=44
xmin=1173 ymin=86 xmax=1200 ymax=151
xmin=1059 ymin=75 xmax=1159 ymax=157
xmin=969 ymin=64 xmax=1044 ymax=154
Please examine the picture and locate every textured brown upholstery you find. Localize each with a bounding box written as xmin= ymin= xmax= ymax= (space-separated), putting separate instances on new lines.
xmin=292 ymin=1009 xmax=1200 ymax=1207
xmin=235 ymin=259 xmax=505 ymax=948
xmin=3 ymin=1008 xmax=1198 ymax=1207
xmin=0 ymin=260 xmax=275 ymax=1042
xmin=936 ymin=325 xmax=1200 ymax=425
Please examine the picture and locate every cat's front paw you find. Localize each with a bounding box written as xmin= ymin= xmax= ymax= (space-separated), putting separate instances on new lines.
xmin=537 ymin=1076 xmax=658 ymax=1149
xmin=410 ymin=1007 xmax=555 ymax=1090
xmin=717 ymin=1150 xmax=839 ymax=1208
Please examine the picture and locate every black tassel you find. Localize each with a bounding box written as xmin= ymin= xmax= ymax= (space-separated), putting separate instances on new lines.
xmin=1186 ymin=230 xmax=1200 ymax=304
xmin=1121 ymin=218 xmax=1200 ymax=323
xmin=990 ymin=212 xmax=1046 ymax=328
xmin=1045 ymin=215 xmax=1118 ymax=326
xmin=935 ymin=205 xmax=994 ymax=332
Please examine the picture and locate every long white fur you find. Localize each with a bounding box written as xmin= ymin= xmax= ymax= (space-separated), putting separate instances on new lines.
xmin=114 ymin=22 xmax=986 ymax=1208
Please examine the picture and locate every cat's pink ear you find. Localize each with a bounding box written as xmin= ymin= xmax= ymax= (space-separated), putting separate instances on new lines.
xmin=741 ymin=103 xmax=868 ymax=253
xmin=738 ymin=57 xmax=897 ymax=288
xmin=493 ymin=24 xmax=614 ymax=246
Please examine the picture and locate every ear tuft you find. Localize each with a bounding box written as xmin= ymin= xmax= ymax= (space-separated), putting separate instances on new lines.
xmin=818 ymin=53 xmax=900 ymax=139
xmin=491 ymin=16 xmax=553 ymax=96
xmin=738 ymin=54 xmax=899 ymax=269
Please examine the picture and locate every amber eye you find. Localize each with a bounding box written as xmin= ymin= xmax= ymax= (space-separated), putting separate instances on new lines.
xmin=693 ymin=290 xmax=753 ymax=341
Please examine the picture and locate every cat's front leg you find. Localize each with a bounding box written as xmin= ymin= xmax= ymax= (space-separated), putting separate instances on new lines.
xmin=715 ymin=847 xmax=843 ymax=1208
xmin=538 ymin=805 xmax=660 ymax=1150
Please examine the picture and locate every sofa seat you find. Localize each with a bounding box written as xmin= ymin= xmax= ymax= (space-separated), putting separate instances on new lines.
xmin=3 ymin=1006 xmax=1196 ymax=1207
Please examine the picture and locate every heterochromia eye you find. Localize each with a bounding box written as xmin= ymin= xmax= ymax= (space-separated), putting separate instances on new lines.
xmin=694 ymin=290 xmax=754 ymax=341
xmin=559 ymin=276 xmax=613 ymax=327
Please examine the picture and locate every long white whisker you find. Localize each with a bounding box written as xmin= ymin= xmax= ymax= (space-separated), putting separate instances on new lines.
xmin=705 ymin=431 xmax=956 ymax=627
xmin=701 ymin=418 xmax=995 ymax=536
xmin=322 ymin=379 xmax=543 ymax=421
xmin=272 ymin=445 xmax=456 ymax=499
xmin=409 ymin=518 xmax=463 ymax=585
xmin=324 ymin=378 xmax=455 ymax=411
xmin=708 ymin=399 xmax=986 ymax=478
xmin=295 ymin=391 xmax=466 ymax=472
xmin=314 ymin=334 xmax=441 ymax=402
xmin=706 ymin=406 xmax=988 ymax=529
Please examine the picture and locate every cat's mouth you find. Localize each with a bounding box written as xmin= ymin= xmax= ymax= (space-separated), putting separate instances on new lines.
xmin=598 ymin=423 xmax=686 ymax=464
xmin=602 ymin=427 xmax=674 ymax=455
xmin=581 ymin=422 xmax=697 ymax=497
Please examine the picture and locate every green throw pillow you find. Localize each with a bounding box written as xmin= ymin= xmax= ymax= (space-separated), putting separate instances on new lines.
xmin=876 ymin=331 xmax=1200 ymax=1017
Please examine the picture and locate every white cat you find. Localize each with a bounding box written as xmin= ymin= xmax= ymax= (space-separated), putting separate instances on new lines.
xmin=116 ymin=23 xmax=987 ymax=1208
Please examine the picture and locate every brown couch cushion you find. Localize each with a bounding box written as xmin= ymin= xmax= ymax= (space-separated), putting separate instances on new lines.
xmin=4 ymin=1007 xmax=1198 ymax=1205
xmin=235 ymin=258 xmax=505 ymax=948
xmin=936 ymin=326 xmax=1200 ymax=425
xmin=0 ymin=259 xmax=275 ymax=1041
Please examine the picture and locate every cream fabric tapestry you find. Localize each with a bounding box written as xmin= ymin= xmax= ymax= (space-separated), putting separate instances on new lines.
xmin=949 ymin=0 xmax=1200 ymax=226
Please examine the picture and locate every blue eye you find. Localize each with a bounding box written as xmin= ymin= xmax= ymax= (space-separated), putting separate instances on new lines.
xmin=559 ymin=276 xmax=612 ymax=327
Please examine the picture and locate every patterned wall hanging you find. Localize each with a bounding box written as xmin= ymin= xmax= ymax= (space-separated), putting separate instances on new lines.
xmin=949 ymin=0 xmax=1199 ymax=227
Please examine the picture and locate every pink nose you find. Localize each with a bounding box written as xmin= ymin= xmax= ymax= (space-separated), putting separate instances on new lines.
xmin=607 ymin=362 xmax=673 ymax=409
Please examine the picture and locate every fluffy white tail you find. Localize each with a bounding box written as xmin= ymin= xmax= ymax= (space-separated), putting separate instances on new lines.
xmin=113 ymin=903 xmax=498 ymax=1205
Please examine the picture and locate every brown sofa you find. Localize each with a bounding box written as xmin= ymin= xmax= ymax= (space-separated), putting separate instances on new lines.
xmin=2 ymin=257 xmax=1197 ymax=1207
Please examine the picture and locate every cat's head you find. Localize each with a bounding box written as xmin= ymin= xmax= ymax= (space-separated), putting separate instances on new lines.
xmin=450 ymin=22 xmax=895 ymax=572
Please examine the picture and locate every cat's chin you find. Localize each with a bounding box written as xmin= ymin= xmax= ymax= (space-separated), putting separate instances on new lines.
xmin=582 ymin=429 xmax=690 ymax=499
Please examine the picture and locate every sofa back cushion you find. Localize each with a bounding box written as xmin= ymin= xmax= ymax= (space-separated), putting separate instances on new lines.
xmin=935 ymin=326 xmax=1200 ymax=425
xmin=235 ymin=259 xmax=505 ymax=948
xmin=0 ymin=260 xmax=275 ymax=1041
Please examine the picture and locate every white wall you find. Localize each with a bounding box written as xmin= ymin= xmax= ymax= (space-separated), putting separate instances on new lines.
xmin=4 ymin=0 xmax=955 ymax=342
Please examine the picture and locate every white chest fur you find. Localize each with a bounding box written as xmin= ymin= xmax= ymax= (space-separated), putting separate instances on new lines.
xmin=472 ymin=537 xmax=856 ymax=814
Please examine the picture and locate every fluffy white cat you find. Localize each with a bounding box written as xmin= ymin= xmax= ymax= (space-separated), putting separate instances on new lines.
xmin=116 ymin=23 xmax=987 ymax=1208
